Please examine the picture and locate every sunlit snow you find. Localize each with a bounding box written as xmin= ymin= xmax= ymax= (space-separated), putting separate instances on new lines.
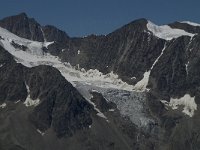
xmin=0 ymin=103 xmax=6 ymax=109
xmin=0 ymin=26 xmax=134 ymax=91
xmin=0 ymin=63 xmax=4 ymax=67
xmin=147 ymin=21 xmax=195 ymax=40
xmin=37 ymin=129 xmax=45 ymax=136
xmin=133 ymin=71 xmax=150 ymax=91
xmin=181 ymin=21 xmax=200 ymax=27
xmin=24 ymin=84 xmax=40 ymax=107
xmin=161 ymin=94 xmax=197 ymax=117
xmin=15 ymin=100 xmax=21 ymax=104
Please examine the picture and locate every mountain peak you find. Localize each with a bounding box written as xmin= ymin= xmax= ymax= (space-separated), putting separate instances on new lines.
xmin=108 ymin=18 xmax=148 ymax=36
xmin=42 ymin=25 xmax=70 ymax=42
xmin=132 ymin=18 xmax=148 ymax=24
xmin=125 ymin=18 xmax=148 ymax=28
xmin=0 ymin=13 xmax=71 ymax=43
xmin=17 ymin=12 xmax=28 ymax=18
xmin=0 ymin=12 xmax=44 ymax=42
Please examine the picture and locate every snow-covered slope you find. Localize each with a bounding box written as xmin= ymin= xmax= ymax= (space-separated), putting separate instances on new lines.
xmin=147 ymin=21 xmax=195 ymax=40
xmin=181 ymin=21 xmax=200 ymax=27
xmin=0 ymin=27 xmax=134 ymax=91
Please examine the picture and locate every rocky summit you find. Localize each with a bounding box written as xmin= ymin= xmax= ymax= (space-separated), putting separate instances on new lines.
xmin=0 ymin=13 xmax=200 ymax=150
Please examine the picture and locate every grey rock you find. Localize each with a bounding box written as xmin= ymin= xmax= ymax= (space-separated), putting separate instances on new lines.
xmin=0 ymin=13 xmax=44 ymax=42
xmin=0 ymin=45 xmax=92 ymax=138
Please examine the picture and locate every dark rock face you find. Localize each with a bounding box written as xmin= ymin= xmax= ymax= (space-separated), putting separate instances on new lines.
xmin=0 ymin=48 xmax=27 ymax=103
xmin=146 ymin=34 xmax=200 ymax=150
xmin=11 ymin=41 xmax=28 ymax=51
xmin=169 ymin=21 xmax=200 ymax=34
xmin=148 ymin=34 xmax=200 ymax=100
xmin=42 ymin=25 xmax=69 ymax=42
xmin=0 ymin=13 xmax=44 ymax=42
xmin=27 ymin=66 xmax=92 ymax=137
xmin=187 ymin=35 xmax=200 ymax=95
xmin=90 ymin=91 xmax=115 ymax=112
xmin=148 ymin=36 xmax=190 ymax=99
xmin=41 ymin=25 xmax=71 ymax=55
xmin=0 ymin=45 xmax=92 ymax=138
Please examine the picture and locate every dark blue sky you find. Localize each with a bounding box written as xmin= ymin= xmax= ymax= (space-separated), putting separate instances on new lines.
xmin=1 ymin=0 xmax=200 ymax=37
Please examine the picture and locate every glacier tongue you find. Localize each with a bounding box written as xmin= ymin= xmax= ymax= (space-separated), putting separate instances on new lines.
xmin=75 ymin=82 xmax=153 ymax=127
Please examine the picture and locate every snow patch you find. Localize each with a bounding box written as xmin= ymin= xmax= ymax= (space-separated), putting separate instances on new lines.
xmin=147 ymin=21 xmax=195 ymax=40
xmin=40 ymin=27 xmax=47 ymax=42
xmin=186 ymin=61 xmax=189 ymax=75
xmin=0 ymin=103 xmax=6 ymax=108
xmin=24 ymin=84 xmax=40 ymax=107
xmin=37 ymin=129 xmax=45 ymax=136
xmin=161 ymin=94 xmax=197 ymax=117
xmin=134 ymin=71 xmax=150 ymax=91
xmin=15 ymin=100 xmax=21 ymax=104
xmin=109 ymin=109 xmax=115 ymax=112
xmin=96 ymin=112 xmax=107 ymax=120
xmin=43 ymin=41 xmax=54 ymax=48
xmin=131 ymin=77 xmax=136 ymax=80
xmin=181 ymin=21 xmax=200 ymax=27
xmin=0 ymin=63 xmax=4 ymax=67
xmin=91 ymin=89 xmax=101 ymax=93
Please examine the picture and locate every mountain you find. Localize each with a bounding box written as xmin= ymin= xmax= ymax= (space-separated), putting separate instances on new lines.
xmin=0 ymin=13 xmax=200 ymax=150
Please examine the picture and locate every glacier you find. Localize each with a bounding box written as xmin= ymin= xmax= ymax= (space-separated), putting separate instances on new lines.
xmin=0 ymin=26 xmax=153 ymax=127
